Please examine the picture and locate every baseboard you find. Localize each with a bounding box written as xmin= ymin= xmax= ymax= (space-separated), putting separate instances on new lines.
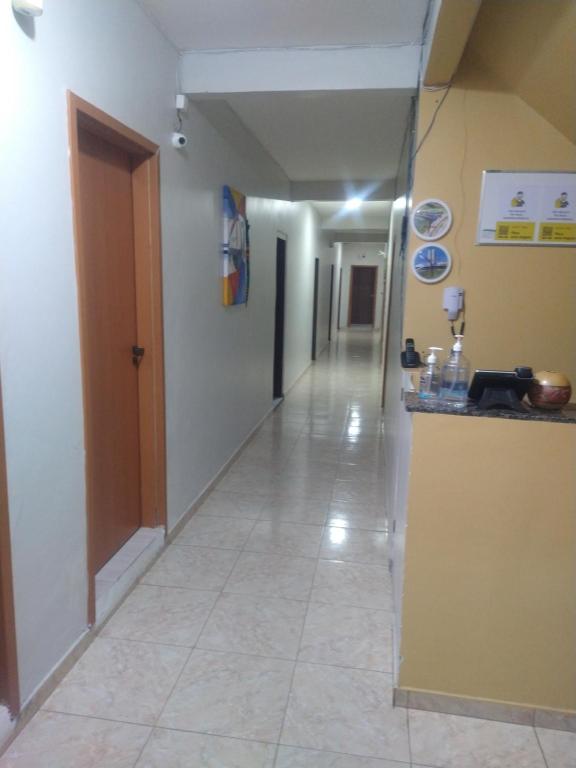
xmin=0 ymin=624 xmax=96 ymax=755
xmin=283 ymin=358 xmax=315 ymax=397
xmin=394 ymin=687 xmax=576 ymax=732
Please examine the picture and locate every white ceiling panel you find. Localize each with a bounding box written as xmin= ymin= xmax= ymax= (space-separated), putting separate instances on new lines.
xmin=224 ymin=90 xmax=413 ymax=182
xmin=313 ymin=201 xmax=392 ymax=230
xmin=137 ymin=0 xmax=429 ymax=51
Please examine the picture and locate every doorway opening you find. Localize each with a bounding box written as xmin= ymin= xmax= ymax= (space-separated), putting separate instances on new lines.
xmin=273 ymin=237 xmax=287 ymax=400
xmin=0 ymin=383 xmax=19 ymax=719
xmin=311 ymin=257 xmax=320 ymax=360
xmin=68 ymin=93 xmax=166 ymax=625
xmin=349 ymin=265 xmax=378 ymax=326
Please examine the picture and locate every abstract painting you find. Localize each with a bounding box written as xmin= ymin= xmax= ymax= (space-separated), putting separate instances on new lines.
xmin=222 ymin=185 xmax=250 ymax=306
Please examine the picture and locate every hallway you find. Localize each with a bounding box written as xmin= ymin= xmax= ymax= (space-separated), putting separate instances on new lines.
xmin=0 ymin=332 xmax=570 ymax=767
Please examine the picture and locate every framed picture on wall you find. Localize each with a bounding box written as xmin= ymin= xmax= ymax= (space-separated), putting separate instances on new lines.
xmin=411 ymin=198 xmax=452 ymax=241
xmin=411 ymin=244 xmax=452 ymax=284
xmin=222 ymin=185 xmax=250 ymax=306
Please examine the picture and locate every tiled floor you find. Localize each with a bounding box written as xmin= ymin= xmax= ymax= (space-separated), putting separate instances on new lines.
xmin=1 ymin=331 xmax=574 ymax=767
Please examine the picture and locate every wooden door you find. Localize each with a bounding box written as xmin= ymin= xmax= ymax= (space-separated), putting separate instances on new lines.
xmin=77 ymin=128 xmax=142 ymax=572
xmin=349 ymin=265 xmax=377 ymax=325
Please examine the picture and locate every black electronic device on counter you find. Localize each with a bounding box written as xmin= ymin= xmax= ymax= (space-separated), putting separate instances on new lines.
xmin=468 ymin=367 xmax=534 ymax=412
xmin=401 ymin=338 xmax=422 ymax=369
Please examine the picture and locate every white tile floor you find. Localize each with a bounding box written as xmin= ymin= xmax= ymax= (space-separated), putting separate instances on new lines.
xmin=1 ymin=331 xmax=574 ymax=767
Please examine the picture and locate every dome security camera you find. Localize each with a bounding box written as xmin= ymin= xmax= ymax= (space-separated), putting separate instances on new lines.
xmin=13 ymin=0 xmax=43 ymax=16
xmin=171 ymin=132 xmax=187 ymax=149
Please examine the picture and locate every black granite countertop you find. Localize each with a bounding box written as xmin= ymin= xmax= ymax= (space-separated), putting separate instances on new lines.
xmin=404 ymin=391 xmax=576 ymax=424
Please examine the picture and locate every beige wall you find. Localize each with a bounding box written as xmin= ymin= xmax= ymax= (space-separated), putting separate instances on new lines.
xmin=400 ymin=413 xmax=576 ymax=712
xmin=468 ymin=0 xmax=576 ymax=143
xmin=404 ymin=44 xmax=576 ymax=390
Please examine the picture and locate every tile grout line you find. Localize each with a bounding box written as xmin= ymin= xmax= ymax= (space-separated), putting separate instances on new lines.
xmin=39 ymin=707 xmax=281 ymax=752
xmin=147 ymin=543 xmax=245 ymax=733
xmin=130 ymin=722 xmax=155 ymax=768
xmin=274 ymin=545 xmax=322 ymax=755
xmin=406 ymin=704 xmax=413 ymax=766
xmin=533 ymin=725 xmax=551 ymax=768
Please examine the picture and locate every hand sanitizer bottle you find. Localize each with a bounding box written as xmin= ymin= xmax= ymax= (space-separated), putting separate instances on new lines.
xmin=440 ymin=335 xmax=470 ymax=409
xmin=419 ymin=347 xmax=443 ymax=400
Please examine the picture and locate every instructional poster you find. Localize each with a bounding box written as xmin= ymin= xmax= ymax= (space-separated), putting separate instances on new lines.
xmin=476 ymin=171 xmax=576 ymax=246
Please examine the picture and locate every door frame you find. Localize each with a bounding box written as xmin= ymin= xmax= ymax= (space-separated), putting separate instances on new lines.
xmin=67 ymin=93 xmax=166 ymax=625
xmin=311 ymin=257 xmax=320 ymax=360
xmin=327 ymin=264 xmax=335 ymax=342
xmin=273 ymin=235 xmax=287 ymax=400
xmin=348 ymin=265 xmax=378 ymax=326
xmin=0 ymin=381 xmax=19 ymax=717
xmin=337 ymin=266 xmax=343 ymax=330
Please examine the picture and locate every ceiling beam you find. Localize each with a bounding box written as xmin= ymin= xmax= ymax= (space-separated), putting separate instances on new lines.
xmin=290 ymin=179 xmax=396 ymax=202
xmin=328 ymin=231 xmax=389 ymax=246
xmin=180 ymin=45 xmax=421 ymax=95
xmin=423 ymin=0 xmax=482 ymax=87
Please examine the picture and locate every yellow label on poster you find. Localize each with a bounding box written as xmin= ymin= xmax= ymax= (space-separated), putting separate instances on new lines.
xmin=538 ymin=223 xmax=576 ymax=242
xmin=495 ymin=222 xmax=535 ymax=241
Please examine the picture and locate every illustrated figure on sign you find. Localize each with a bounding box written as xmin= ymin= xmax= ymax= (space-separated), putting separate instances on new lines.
xmin=555 ymin=192 xmax=569 ymax=209
xmin=511 ymin=191 xmax=525 ymax=207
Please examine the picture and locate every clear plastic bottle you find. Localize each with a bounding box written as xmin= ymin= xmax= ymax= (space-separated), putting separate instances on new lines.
xmin=418 ymin=347 xmax=443 ymax=400
xmin=440 ymin=335 xmax=470 ymax=409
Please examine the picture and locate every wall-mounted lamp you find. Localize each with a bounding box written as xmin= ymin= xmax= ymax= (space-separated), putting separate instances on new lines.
xmin=12 ymin=0 xmax=43 ymax=16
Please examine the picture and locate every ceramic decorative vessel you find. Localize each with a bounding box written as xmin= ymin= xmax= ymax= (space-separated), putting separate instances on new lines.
xmin=528 ymin=371 xmax=572 ymax=410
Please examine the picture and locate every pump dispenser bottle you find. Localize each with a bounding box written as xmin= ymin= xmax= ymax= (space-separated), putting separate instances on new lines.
xmin=419 ymin=347 xmax=443 ymax=400
xmin=440 ymin=335 xmax=470 ymax=409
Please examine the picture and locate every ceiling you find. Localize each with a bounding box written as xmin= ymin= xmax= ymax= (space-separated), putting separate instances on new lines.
xmin=313 ymin=201 xmax=392 ymax=230
xmin=137 ymin=0 xmax=430 ymax=52
xmin=137 ymin=0 xmax=428 ymax=202
xmin=226 ymin=90 xmax=413 ymax=182
xmin=312 ymin=201 xmax=391 ymax=244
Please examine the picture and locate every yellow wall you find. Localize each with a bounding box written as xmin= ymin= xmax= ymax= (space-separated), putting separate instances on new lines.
xmin=404 ymin=17 xmax=576 ymax=391
xmin=424 ymin=0 xmax=481 ymax=87
xmin=468 ymin=0 xmax=576 ymax=143
xmin=400 ymin=413 xmax=576 ymax=712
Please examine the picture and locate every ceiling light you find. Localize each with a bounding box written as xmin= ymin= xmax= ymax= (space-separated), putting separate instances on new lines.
xmin=344 ymin=197 xmax=362 ymax=211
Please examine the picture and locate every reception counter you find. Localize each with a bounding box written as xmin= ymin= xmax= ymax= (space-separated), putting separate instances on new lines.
xmin=395 ymin=392 xmax=576 ymax=729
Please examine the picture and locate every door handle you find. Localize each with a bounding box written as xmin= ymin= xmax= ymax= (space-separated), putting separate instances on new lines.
xmin=132 ymin=345 xmax=145 ymax=367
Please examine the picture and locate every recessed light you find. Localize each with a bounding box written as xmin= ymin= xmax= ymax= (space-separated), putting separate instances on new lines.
xmin=344 ymin=197 xmax=362 ymax=211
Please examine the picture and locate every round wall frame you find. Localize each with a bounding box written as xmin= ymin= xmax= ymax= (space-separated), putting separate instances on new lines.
xmin=411 ymin=244 xmax=452 ymax=284
xmin=411 ymin=198 xmax=452 ymax=241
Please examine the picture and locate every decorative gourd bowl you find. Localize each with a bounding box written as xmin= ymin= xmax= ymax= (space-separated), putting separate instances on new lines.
xmin=528 ymin=371 xmax=572 ymax=410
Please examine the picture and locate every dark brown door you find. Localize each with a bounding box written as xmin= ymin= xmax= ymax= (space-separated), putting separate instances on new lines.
xmin=349 ymin=266 xmax=377 ymax=325
xmin=77 ymin=128 xmax=142 ymax=572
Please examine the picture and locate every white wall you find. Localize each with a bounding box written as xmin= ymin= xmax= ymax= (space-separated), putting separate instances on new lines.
xmin=338 ymin=244 xmax=387 ymax=328
xmin=0 ymin=0 xmax=331 ymax=705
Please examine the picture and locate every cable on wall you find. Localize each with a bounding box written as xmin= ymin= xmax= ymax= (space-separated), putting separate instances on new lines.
xmin=411 ymin=80 xmax=452 ymax=161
